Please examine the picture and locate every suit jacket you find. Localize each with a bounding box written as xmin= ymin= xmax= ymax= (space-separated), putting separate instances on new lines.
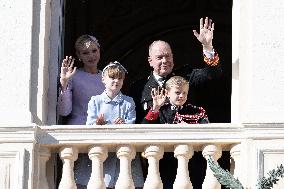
xmin=130 ymin=61 xmax=222 ymax=123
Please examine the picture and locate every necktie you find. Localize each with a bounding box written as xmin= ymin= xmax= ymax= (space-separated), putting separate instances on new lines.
xmin=158 ymin=77 xmax=166 ymax=86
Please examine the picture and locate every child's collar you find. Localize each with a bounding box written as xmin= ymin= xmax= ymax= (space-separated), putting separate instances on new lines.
xmin=170 ymin=103 xmax=183 ymax=110
xmin=103 ymin=90 xmax=123 ymax=103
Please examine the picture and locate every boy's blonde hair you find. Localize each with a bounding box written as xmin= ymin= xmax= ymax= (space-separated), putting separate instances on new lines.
xmin=102 ymin=61 xmax=127 ymax=79
xmin=165 ymin=76 xmax=189 ymax=91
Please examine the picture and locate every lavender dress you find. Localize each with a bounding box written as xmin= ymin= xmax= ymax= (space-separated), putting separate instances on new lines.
xmin=57 ymin=69 xmax=105 ymax=125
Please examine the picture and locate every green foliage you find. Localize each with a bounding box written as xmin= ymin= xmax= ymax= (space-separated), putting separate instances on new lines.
xmin=208 ymin=155 xmax=284 ymax=189
xmin=256 ymin=164 xmax=284 ymax=189
xmin=208 ymin=156 xmax=244 ymax=189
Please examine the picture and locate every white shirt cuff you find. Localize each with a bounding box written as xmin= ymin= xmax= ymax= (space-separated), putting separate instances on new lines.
xmin=203 ymin=49 xmax=215 ymax=59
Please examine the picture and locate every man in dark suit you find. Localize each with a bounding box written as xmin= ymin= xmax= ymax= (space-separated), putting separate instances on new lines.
xmin=130 ymin=17 xmax=222 ymax=189
xmin=131 ymin=17 xmax=221 ymax=124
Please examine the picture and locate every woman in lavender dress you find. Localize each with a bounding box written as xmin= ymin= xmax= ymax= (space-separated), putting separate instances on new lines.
xmin=57 ymin=34 xmax=105 ymax=125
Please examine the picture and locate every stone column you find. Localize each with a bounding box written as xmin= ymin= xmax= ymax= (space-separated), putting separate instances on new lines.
xmin=58 ymin=146 xmax=78 ymax=189
xmin=115 ymin=145 xmax=136 ymax=189
xmin=173 ymin=144 xmax=194 ymax=189
xmin=38 ymin=147 xmax=51 ymax=189
xmin=202 ymin=144 xmax=222 ymax=189
xmin=143 ymin=145 xmax=164 ymax=189
xmin=87 ymin=146 xmax=108 ymax=189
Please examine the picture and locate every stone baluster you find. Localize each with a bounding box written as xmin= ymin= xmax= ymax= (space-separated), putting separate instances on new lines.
xmin=173 ymin=144 xmax=194 ymax=189
xmin=115 ymin=145 xmax=136 ymax=189
xmin=38 ymin=147 xmax=51 ymax=189
xmin=58 ymin=146 xmax=78 ymax=189
xmin=87 ymin=146 xmax=108 ymax=189
xmin=202 ymin=144 xmax=222 ymax=189
xmin=230 ymin=144 xmax=241 ymax=181
xmin=143 ymin=145 xmax=164 ymax=189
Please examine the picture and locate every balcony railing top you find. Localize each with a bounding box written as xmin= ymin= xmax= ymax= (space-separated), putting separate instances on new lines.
xmin=1 ymin=123 xmax=284 ymax=152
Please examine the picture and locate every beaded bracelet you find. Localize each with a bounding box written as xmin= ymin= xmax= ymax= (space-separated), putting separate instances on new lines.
xmin=204 ymin=52 xmax=219 ymax=66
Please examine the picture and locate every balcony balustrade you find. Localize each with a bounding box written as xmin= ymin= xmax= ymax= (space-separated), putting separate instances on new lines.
xmin=1 ymin=123 xmax=284 ymax=188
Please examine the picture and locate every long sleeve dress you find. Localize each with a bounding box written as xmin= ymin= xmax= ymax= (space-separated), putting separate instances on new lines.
xmin=57 ymin=69 xmax=105 ymax=125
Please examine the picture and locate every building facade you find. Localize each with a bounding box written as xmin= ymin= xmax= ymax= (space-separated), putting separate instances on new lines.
xmin=0 ymin=0 xmax=284 ymax=188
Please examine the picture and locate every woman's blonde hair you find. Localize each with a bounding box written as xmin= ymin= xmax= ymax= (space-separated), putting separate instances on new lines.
xmin=74 ymin=34 xmax=100 ymax=54
xmin=165 ymin=76 xmax=189 ymax=91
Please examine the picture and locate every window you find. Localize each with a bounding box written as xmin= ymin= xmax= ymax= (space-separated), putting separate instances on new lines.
xmin=51 ymin=0 xmax=232 ymax=124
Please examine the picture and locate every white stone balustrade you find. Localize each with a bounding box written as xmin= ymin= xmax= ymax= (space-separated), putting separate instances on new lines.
xmin=87 ymin=146 xmax=108 ymax=189
xmin=4 ymin=124 xmax=284 ymax=189
xmin=58 ymin=146 xmax=78 ymax=189
xmin=115 ymin=145 xmax=136 ymax=189
xmin=143 ymin=145 xmax=164 ymax=189
xmin=38 ymin=147 xmax=51 ymax=189
xmin=202 ymin=144 xmax=222 ymax=189
xmin=173 ymin=144 xmax=194 ymax=189
xmin=53 ymin=143 xmax=229 ymax=189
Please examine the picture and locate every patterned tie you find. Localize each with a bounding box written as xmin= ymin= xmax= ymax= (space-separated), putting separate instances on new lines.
xmin=158 ymin=77 xmax=166 ymax=86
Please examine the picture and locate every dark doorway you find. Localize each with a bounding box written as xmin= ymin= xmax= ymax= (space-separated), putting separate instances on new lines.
xmin=64 ymin=0 xmax=232 ymax=123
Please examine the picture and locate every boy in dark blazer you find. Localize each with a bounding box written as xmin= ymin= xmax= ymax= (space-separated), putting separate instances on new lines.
xmin=142 ymin=76 xmax=209 ymax=124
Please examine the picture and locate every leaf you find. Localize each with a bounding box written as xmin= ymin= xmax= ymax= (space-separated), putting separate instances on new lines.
xmin=257 ymin=164 xmax=284 ymax=189
xmin=208 ymin=156 xmax=244 ymax=189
